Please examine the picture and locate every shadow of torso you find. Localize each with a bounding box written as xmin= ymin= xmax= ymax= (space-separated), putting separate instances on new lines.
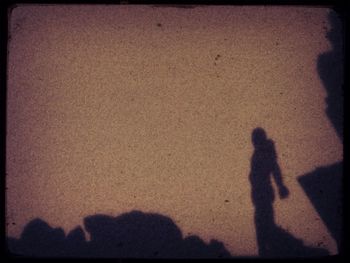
xmin=250 ymin=139 xmax=276 ymax=205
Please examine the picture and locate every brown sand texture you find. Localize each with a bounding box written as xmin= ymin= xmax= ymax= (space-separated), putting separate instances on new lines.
xmin=6 ymin=5 xmax=342 ymax=256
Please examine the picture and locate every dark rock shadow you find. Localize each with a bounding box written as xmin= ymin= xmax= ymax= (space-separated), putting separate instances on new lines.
xmin=297 ymin=10 xmax=344 ymax=254
xmin=6 ymin=210 xmax=232 ymax=258
xmin=317 ymin=10 xmax=344 ymax=142
xmin=249 ymin=127 xmax=329 ymax=258
xmin=298 ymin=162 xmax=343 ymax=254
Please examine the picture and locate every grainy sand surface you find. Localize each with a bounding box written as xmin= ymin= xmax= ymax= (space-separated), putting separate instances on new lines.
xmin=6 ymin=6 xmax=342 ymax=256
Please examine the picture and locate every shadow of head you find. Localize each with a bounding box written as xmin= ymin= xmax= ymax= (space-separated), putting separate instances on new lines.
xmin=252 ymin=127 xmax=268 ymax=148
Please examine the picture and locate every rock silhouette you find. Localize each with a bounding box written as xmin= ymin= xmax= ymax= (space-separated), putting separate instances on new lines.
xmin=7 ymin=210 xmax=231 ymax=258
xmin=298 ymin=162 xmax=343 ymax=254
xmin=317 ymin=11 xmax=344 ymax=142
xmin=297 ymin=10 xmax=344 ymax=255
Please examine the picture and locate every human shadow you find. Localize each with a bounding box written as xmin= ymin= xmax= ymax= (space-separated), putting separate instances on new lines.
xmin=6 ymin=210 xmax=232 ymax=258
xmin=249 ymin=127 xmax=329 ymax=258
xmin=297 ymin=10 xmax=344 ymax=254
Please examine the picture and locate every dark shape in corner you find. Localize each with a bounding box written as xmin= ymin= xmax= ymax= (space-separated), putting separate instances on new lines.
xmin=297 ymin=10 xmax=344 ymax=254
xmin=298 ymin=161 xmax=343 ymax=254
xmin=249 ymin=127 xmax=329 ymax=258
xmin=6 ymin=210 xmax=231 ymax=258
xmin=317 ymin=11 xmax=344 ymax=141
xmin=7 ymin=218 xmax=66 ymax=257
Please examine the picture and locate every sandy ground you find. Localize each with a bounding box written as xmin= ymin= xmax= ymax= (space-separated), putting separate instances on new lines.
xmin=6 ymin=6 xmax=342 ymax=256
